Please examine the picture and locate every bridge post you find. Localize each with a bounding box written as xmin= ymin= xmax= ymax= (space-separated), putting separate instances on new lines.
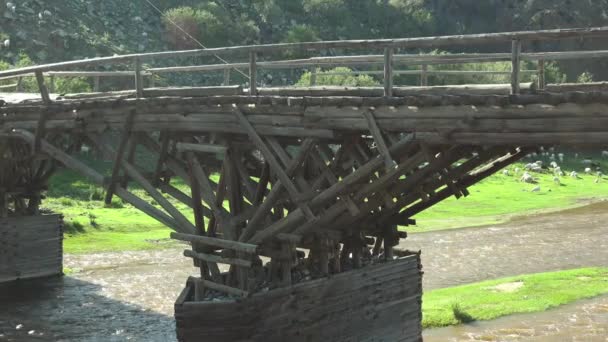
xmin=93 ymin=75 xmax=100 ymax=92
xmin=420 ymin=64 xmax=429 ymax=86
xmin=223 ymin=68 xmax=231 ymax=86
xmin=249 ymin=52 xmax=257 ymax=95
xmin=511 ymin=39 xmax=522 ymax=94
xmin=134 ymin=57 xmax=144 ymax=98
xmin=537 ymin=59 xmax=546 ymax=90
xmin=384 ymin=48 xmax=394 ymax=97
xmin=310 ymin=66 xmax=318 ymax=86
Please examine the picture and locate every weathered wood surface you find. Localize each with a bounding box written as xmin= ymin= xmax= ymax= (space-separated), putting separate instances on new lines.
xmin=175 ymin=255 xmax=423 ymax=342
xmin=0 ymin=215 xmax=63 ymax=283
xmin=5 ymin=90 xmax=608 ymax=144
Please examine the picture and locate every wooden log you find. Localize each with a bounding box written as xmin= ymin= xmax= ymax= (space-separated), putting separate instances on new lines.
xmin=384 ymin=48 xmax=393 ymax=97
xmin=362 ymin=108 xmax=396 ymax=170
xmin=104 ymin=110 xmax=136 ymax=205
xmin=134 ymin=57 xmax=143 ymax=98
xmin=35 ymin=71 xmax=51 ymax=104
xmin=144 ymin=86 xmax=243 ymax=97
xmin=511 ymin=39 xmax=522 ymax=95
xmin=420 ymin=64 xmax=428 ymax=86
xmin=184 ymin=249 xmax=252 ymax=268
xmin=238 ymin=139 xmax=316 ymax=242
xmin=177 ymin=142 xmax=227 ymax=154
xmin=186 ymin=152 xmax=206 ymax=235
xmin=223 ymin=69 xmax=231 ymax=86
xmin=234 ymin=107 xmax=316 ymax=220
xmin=537 ymin=59 xmax=545 ymax=90
xmin=2 ymin=26 xmax=608 ymax=78
xmin=249 ymin=52 xmax=257 ymax=95
xmin=190 ymin=276 xmax=249 ymax=297
xmin=120 ymin=158 xmax=198 ymax=234
xmin=172 ymin=232 xmax=258 ymax=254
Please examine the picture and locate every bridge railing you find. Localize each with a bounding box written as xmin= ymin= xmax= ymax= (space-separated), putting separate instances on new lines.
xmin=2 ymin=26 xmax=608 ymax=101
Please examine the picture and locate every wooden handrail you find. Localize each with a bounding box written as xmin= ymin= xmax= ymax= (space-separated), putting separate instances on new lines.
xmin=0 ymin=26 xmax=607 ymax=78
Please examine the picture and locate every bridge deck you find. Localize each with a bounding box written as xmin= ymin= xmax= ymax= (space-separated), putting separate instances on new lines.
xmin=3 ymin=84 xmax=608 ymax=145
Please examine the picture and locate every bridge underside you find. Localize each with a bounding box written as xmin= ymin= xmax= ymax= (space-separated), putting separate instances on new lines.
xmin=1 ymin=86 xmax=608 ymax=340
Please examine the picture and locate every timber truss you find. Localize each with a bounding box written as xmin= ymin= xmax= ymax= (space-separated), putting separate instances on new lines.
xmin=1 ymin=108 xmax=531 ymax=296
xmin=3 ymin=25 xmax=608 ymax=297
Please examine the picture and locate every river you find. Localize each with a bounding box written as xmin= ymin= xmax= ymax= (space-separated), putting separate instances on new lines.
xmin=1 ymin=202 xmax=607 ymax=341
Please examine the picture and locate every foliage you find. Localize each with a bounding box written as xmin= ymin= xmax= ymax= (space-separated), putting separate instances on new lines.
xmin=296 ymin=67 xmax=380 ymax=87
xmin=423 ymin=268 xmax=608 ymax=328
xmin=577 ymin=71 xmax=594 ymax=83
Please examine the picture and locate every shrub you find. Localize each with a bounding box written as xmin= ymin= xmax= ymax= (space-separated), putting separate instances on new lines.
xmin=64 ymin=220 xmax=85 ymax=234
xmin=88 ymin=186 xmax=104 ymax=201
xmin=577 ymin=71 xmax=594 ymax=83
xmin=296 ymin=67 xmax=380 ymax=87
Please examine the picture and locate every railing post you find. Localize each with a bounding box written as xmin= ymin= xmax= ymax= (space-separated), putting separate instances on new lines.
xmin=383 ymin=48 xmax=394 ymax=97
xmin=16 ymin=77 xmax=23 ymax=92
xmin=35 ymin=71 xmax=51 ymax=104
xmin=249 ymin=51 xmax=257 ymax=95
xmin=223 ymin=68 xmax=231 ymax=86
xmin=511 ymin=39 xmax=522 ymax=95
xmin=93 ymin=76 xmax=100 ymax=92
xmin=49 ymin=75 xmax=56 ymax=94
xmin=537 ymin=59 xmax=545 ymax=90
xmin=420 ymin=64 xmax=428 ymax=86
xmin=310 ymin=66 xmax=317 ymax=87
xmin=149 ymin=73 xmax=156 ymax=88
xmin=134 ymin=57 xmax=143 ymax=98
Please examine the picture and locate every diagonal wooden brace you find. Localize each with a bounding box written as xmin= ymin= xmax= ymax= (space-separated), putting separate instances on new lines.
xmin=234 ymin=106 xmax=316 ymax=221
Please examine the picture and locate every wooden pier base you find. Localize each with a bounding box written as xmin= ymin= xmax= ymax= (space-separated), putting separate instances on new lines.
xmin=0 ymin=214 xmax=64 ymax=283
xmin=175 ymin=254 xmax=423 ymax=342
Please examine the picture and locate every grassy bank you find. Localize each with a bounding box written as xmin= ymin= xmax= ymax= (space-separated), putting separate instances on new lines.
xmin=411 ymin=161 xmax=608 ymax=233
xmin=423 ymin=267 xmax=608 ymax=328
xmin=45 ymin=152 xmax=608 ymax=254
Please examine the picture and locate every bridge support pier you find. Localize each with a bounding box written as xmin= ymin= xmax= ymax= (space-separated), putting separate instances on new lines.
xmin=175 ymin=253 xmax=423 ymax=342
xmin=0 ymin=214 xmax=63 ymax=283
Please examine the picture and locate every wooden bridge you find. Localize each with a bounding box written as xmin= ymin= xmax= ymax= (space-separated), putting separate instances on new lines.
xmin=2 ymin=27 xmax=608 ymax=341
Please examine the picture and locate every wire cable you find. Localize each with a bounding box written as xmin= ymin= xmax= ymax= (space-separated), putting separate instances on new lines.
xmin=141 ymin=0 xmax=250 ymax=79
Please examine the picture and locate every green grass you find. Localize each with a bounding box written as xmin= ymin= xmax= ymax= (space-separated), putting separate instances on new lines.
xmin=409 ymin=159 xmax=608 ymax=233
xmin=423 ymin=267 xmax=608 ymax=328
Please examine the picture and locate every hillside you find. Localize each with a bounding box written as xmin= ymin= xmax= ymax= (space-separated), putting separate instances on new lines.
xmin=2 ymin=0 xmax=608 ymax=82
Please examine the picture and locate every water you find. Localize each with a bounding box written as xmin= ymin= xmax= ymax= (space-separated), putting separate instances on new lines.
xmin=403 ymin=201 xmax=608 ymax=290
xmin=1 ymin=202 xmax=607 ymax=341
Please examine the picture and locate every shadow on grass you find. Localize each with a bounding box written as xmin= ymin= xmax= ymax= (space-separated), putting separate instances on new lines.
xmin=64 ymin=220 xmax=86 ymax=234
xmin=451 ymin=303 xmax=476 ymax=324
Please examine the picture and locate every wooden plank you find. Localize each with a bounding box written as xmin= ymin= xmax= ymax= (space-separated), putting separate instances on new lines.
xmin=172 ymin=232 xmax=258 ymax=254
